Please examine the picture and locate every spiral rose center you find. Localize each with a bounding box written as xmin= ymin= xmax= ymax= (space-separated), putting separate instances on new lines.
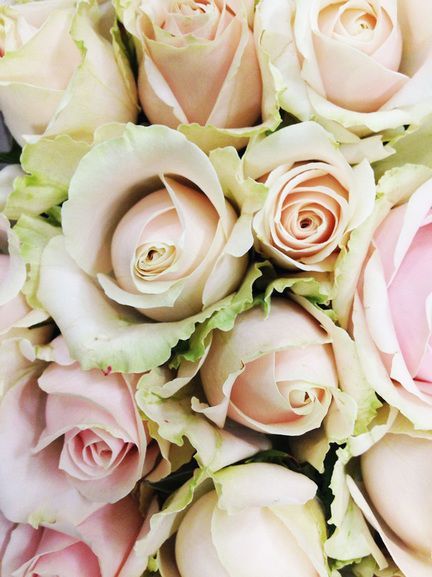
xmin=134 ymin=242 xmax=177 ymax=278
xmin=61 ymin=428 xmax=135 ymax=479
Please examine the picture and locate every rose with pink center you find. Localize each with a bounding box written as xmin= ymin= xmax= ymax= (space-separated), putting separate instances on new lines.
xmin=0 ymin=354 xmax=158 ymax=526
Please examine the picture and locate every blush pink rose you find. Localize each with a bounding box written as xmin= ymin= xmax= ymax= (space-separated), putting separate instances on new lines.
xmin=199 ymin=298 xmax=344 ymax=436
xmin=0 ymin=497 xmax=156 ymax=577
xmin=118 ymin=0 xmax=262 ymax=130
xmin=353 ymin=176 xmax=432 ymax=427
xmin=0 ymin=354 xmax=159 ymax=526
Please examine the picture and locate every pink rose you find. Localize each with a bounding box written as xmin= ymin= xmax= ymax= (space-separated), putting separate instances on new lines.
xmin=0 ymin=497 xmax=155 ymax=577
xmin=199 ymin=298 xmax=348 ymax=436
xmin=117 ymin=0 xmax=262 ymax=133
xmin=0 ymin=354 xmax=158 ymax=526
xmin=353 ymin=176 xmax=432 ymax=427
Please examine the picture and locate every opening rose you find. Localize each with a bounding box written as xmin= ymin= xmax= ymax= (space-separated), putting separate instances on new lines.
xmin=0 ymin=497 xmax=155 ymax=577
xmin=118 ymin=0 xmax=262 ymax=132
xmin=136 ymin=463 xmax=330 ymax=577
xmin=0 ymin=356 xmax=157 ymax=526
xmin=62 ymin=124 xmax=248 ymax=322
xmin=353 ymin=176 xmax=432 ymax=427
xmin=0 ymin=0 xmax=137 ymax=144
xmin=200 ymin=297 xmax=342 ymax=436
xmin=245 ymin=122 xmax=375 ymax=271
xmin=260 ymin=0 xmax=432 ymax=131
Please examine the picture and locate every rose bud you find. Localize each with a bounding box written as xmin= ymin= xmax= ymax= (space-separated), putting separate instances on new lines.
xmin=352 ymin=175 xmax=432 ymax=428
xmin=0 ymin=497 xmax=156 ymax=577
xmin=359 ymin=431 xmax=432 ymax=577
xmin=200 ymin=297 xmax=345 ymax=436
xmin=0 ymin=0 xmax=137 ymax=144
xmin=136 ymin=463 xmax=330 ymax=577
xmin=246 ymin=122 xmax=375 ymax=271
xmin=116 ymin=0 xmax=262 ymax=133
xmin=257 ymin=0 xmax=432 ymax=132
xmin=62 ymin=124 xmax=247 ymax=322
xmin=0 ymin=350 xmax=159 ymax=527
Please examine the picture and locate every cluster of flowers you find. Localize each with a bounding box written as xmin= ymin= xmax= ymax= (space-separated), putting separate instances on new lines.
xmin=0 ymin=0 xmax=432 ymax=576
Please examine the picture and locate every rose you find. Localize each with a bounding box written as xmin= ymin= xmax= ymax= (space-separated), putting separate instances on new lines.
xmin=116 ymin=0 xmax=262 ymax=136
xmin=361 ymin=432 xmax=432 ymax=569
xmin=135 ymin=462 xmax=330 ymax=577
xmin=323 ymin=410 xmax=431 ymax=577
xmin=352 ymin=175 xmax=432 ymax=428
xmin=0 ymin=0 xmax=137 ymax=144
xmin=245 ymin=122 xmax=375 ymax=271
xmin=199 ymin=297 xmax=354 ymax=437
xmin=257 ymin=0 xmax=432 ymax=132
xmin=0 ymin=348 xmax=158 ymax=526
xmin=60 ymin=124 xmax=247 ymax=322
xmin=0 ymin=497 xmax=155 ymax=577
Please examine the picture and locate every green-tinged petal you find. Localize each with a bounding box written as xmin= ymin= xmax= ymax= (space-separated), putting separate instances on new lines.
xmin=209 ymin=146 xmax=267 ymax=257
xmin=4 ymin=124 xmax=128 ymax=220
xmin=137 ymin=372 xmax=269 ymax=473
xmin=173 ymin=261 xmax=270 ymax=366
xmin=373 ymin=114 xmax=432 ymax=180
xmin=0 ymin=164 xmax=23 ymax=212
xmin=333 ymin=164 xmax=432 ymax=328
xmin=0 ymin=214 xmax=26 ymax=306
xmin=325 ymin=406 xmax=398 ymax=572
xmin=37 ymin=235 xmax=240 ymax=373
xmin=13 ymin=214 xmax=61 ymax=309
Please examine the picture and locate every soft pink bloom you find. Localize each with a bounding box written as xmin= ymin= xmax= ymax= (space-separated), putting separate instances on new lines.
xmin=200 ymin=298 xmax=343 ymax=436
xmin=0 ymin=497 xmax=156 ymax=577
xmin=353 ymin=177 xmax=432 ymax=426
xmin=0 ymin=356 xmax=159 ymax=526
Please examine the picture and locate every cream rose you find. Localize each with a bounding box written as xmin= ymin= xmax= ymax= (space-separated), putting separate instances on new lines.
xmin=135 ymin=463 xmax=331 ymax=577
xmin=0 ymin=497 xmax=155 ymax=577
xmin=352 ymin=175 xmax=432 ymax=428
xmin=117 ymin=0 xmax=262 ymax=133
xmin=0 ymin=0 xmax=137 ymax=144
xmin=0 ymin=350 xmax=158 ymax=526
xmin=362 ymin=432 xmax=432 ymax=566
xmin=61 ymin=124 xmax=247 ymax=322
xmin=257 ymin=0 xmax=432 ymax=132
xmin=198 ymin=297 xmax=354 ymax=438
xmin=245 ymin=122 xmax=375 ymax=271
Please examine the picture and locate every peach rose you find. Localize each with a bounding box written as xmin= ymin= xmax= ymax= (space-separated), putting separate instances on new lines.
xmin=0 ymin=0 xmax=137 ymax=144
xmin=258 ymin=0 xmax=432 ymax=132
xmin=134 ymin=463 xmax=330 ymax=577
xmin=0 ymin=497 xmax=155 ymax=577
xmin=199 ymin=297 xmax=352 ymax=437
xmin=246 ymin=122 xmax=375 ymax=271
xmin=0 ymin=353 xmax=158 ymax=526
xmin=352 ymin=175 xmax=432 ymax=428
xmin=117 ymin=0 xmax=262 ymax=133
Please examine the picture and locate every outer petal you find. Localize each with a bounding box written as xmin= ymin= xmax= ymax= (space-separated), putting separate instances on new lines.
xmin=37 ymin=235 xmax=237 ymax=373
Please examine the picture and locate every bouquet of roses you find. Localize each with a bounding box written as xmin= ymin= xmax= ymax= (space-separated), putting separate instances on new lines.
xmin=1 ymin=1 xmax=432 ymax=576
